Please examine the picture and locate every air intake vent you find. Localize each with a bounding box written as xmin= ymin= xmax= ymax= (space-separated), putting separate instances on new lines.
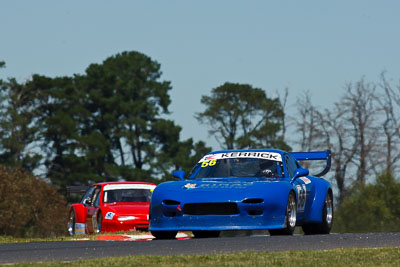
xmin=162 ymin=200 xmax=180 ymax=205
xmin=242 ymin=198 xmax=264 ymax=204
xmin=183 ymin=202 xmax=239 ymax=215
xmin=248 ymin=210 xmax=263 ymax=215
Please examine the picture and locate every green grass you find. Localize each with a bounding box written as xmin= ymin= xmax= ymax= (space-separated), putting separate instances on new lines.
xmin=10 ymin=247 xmax=400 ymax=266
xmin=0 ymin=235 xmax=77 ymax=243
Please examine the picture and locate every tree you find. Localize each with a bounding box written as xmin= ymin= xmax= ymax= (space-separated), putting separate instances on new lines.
xmin=20 ymin=51 xmax=187 ymax=185
xmin=82 ymin=51 xmax=181 ymax=182
xmin=156 ymin=137 xmax=212 ymax=181
xmin=196 ymin=82 xmax=289 ymax=150
xmin=0 ymin=78 xmax=42 ymax=172
xmin=314 ymin=103 xmax=358 ymax=204
xmin=23 ymin=75 xmax=99 ymax=186
xmin=0 ymin=61 xmax=41 ymax=171
xmin=290 ymin=91 xmax=355 ymax=203
xmin=375 ymin=72 xmax=400 ymax=175
xmin=0 ymin=51 xmax=212 ymax=187
xmin=291 ymin=91 xmax=325 ymax=152
xmin=0 ymin=165 xmax=67 ymax=237
xmin=334 ymin=172 xmax=400 ymax=233
xmin=294 ymin=78 xmax=379 ymax=204
xmin=276 ymin=87 xmax=289 ymax=142
xmin=289 ymin=91 xmax=330 ymax=173
xmin=341 ymin=78 xmax=378 ymax=186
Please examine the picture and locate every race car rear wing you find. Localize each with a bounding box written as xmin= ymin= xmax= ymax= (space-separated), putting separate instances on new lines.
xmin=289 ymin=150 xmax=331 ymax=177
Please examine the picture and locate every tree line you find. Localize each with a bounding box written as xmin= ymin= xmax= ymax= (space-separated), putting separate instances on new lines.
xmin=0 ymin=52 xmax=290 ymax=188
xmin=2 ymin=53 xmax=400 ymax=197
xmin=292 ymin=74 xmax=400 ymax=204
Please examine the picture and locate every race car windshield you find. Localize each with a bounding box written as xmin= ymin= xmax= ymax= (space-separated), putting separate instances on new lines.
xmin=103 ymin=189 xmax=152 ymax=203
xmin=188 ymin=158 xmax=282 ymax=179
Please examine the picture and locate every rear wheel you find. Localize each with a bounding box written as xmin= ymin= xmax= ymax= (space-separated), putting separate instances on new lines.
xmin=269 ymin=192 xmax=296 ymax=236
xmin=192 ymin=230 xmax=220 ymax=238
xmin=67 ymin=210 xmax=76 ymax=236
xmin=151 ymin=231 xmax=178 ymax=239
xmin=302 ymin=191 xmax=334 ymax=235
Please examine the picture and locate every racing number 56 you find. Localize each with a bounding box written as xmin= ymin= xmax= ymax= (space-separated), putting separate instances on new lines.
xmin=201 ymin=160 xmax=216 ymax=167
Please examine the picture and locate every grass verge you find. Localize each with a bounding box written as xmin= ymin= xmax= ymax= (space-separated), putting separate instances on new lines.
xmin=10 ymin=247 xmax=400 ymax=267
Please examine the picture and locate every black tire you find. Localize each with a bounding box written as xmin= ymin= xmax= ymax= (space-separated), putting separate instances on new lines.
xmin=96 ymin=211 xmax=102 ymax=234
xmin=269 ymin=191 xmax=296 ymax=236
xmin=151 ymin=231 xmax=178 ymax=239
xmin=302 ymin=191 xmax=334 ymax=235
xmin=192 ymin=230 xmax=220 ymax=238
xmin=67 ymin=210 xmax=76 ymax=236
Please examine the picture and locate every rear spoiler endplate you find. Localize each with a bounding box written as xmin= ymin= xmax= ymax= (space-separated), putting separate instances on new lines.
xmin=289 ymin=150 xmax=331 ymax=177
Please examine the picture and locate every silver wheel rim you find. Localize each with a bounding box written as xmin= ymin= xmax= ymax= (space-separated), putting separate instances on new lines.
xmin=67 ymin=213 xmax=74 ymax=236
xmin=325 ymin=194 xmax=333 ymax=225
xmin=288 ymin=194 xmax=296 ymax=228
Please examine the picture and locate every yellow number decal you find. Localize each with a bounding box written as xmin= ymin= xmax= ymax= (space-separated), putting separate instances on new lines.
xmin=201 ymin=159 xmax=216 ymax=167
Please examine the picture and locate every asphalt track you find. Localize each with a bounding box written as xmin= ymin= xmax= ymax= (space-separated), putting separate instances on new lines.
xmin=1 ymin=232 xmax=400 ymax=264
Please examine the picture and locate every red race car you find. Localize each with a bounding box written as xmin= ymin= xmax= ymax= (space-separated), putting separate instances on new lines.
xmin=67 ymin=182 xmax=156 ymax=235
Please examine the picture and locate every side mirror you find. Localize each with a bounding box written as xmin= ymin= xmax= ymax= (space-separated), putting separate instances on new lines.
xmin=172 ymin=170 xmax=186 ymax=181
xmin=290 ymin=168 xmax=309 ymax=184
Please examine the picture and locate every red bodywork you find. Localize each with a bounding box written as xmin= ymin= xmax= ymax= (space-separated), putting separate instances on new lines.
xmin=68 ymin=182 xmax=156 ymax=234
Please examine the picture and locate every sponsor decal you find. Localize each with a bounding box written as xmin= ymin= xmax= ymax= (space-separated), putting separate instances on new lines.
xmin=183 ymin=182 xmax=250 ymax=190
xmin=74 ymin=223 xmax=86 ymax=235
xmin=105 ymin=212 xmax=115 ymax=220
xmin=300 ymin=177 xmax=311 ymax=184
xmin=197 ymin=183 xmax=250 ymax=189
xmin=198 ymin=152 xmax=282 ymax=163
xmin=183 ymin=183 xmax=197 ymax=189
xmin=204 ymin=155 xmax=218 ymax=160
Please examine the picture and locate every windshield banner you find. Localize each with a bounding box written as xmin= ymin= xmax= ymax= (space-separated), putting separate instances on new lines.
xmin=198 ymin=152 xmax=282 ymax=162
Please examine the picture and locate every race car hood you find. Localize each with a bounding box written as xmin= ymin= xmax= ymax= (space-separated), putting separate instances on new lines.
xmin=152 ymin=178 xmax=292 ymax=204
xmin=103 ymin=203 xmax=150 ymax=215
xmin=161 ymin=177 xmax=279 ymax=191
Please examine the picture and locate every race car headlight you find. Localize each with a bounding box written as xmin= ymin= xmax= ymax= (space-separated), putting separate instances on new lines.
xmin=117 ymin=216 xmax=136 ymax=221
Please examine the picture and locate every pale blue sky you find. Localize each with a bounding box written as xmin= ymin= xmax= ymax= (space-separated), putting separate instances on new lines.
xmin=1 ymin=1 xmax=400 ymax=150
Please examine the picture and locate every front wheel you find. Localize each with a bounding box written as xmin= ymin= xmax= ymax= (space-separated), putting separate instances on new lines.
xmin=151 ymin=231 xmax=178 ymax=239
xmin=302 ymin=191 xmax=334 ymax=235
xmin=67 ymin=210 xmax=76 ymax=236
xmin=269 ymin=191 xmax=296 ymax=236
xmin=192 ymin=230 xmax=220 ymax=238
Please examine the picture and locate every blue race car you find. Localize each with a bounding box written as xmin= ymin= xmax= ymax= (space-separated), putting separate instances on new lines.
xmin=149 ymin=149 xmax=333 ymax=239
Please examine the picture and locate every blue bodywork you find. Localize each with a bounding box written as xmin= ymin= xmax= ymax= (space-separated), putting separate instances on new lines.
xmin=149 ymin=149 xmax=332 ymax=232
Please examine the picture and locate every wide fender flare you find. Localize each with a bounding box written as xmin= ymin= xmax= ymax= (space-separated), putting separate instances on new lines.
xmin=70 ymin=204 xmax=87 ymax=224
xmin=306 ymin=179 xmax=332 ymax=222
xmin=261 ymin=182 xmax=295 ymax=216
xmin=150 ymin=181 xmax=186 ymax=216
